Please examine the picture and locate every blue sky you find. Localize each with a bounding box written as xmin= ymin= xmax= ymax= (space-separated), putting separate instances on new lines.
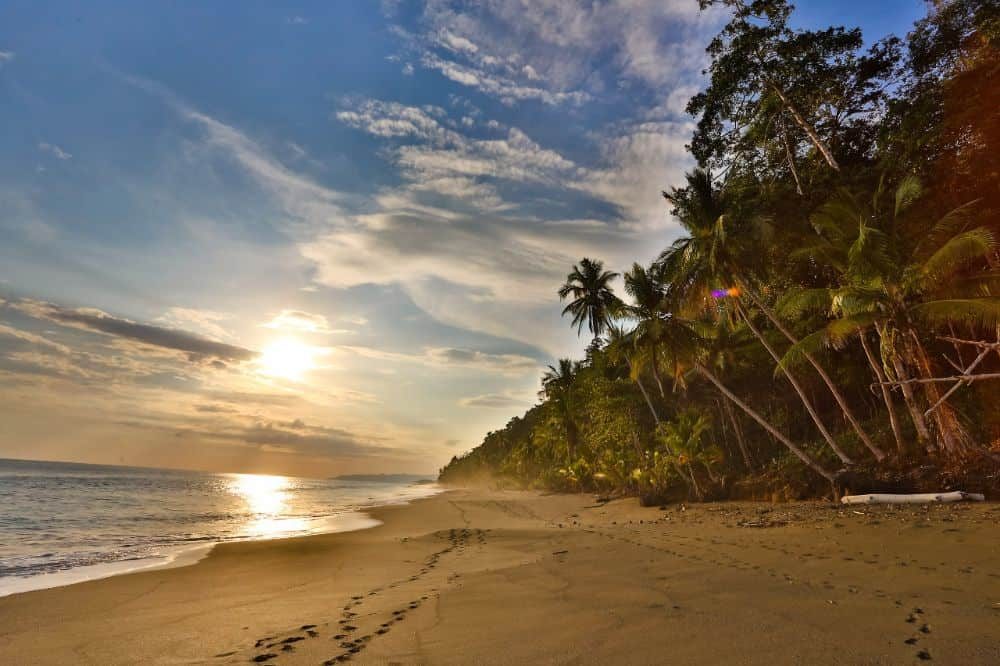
xmin=0 ymin=0 xmax=926 ymax=476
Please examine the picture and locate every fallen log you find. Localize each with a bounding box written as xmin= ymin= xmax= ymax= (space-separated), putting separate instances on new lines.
xmin=841 ymin=491 xmax=985 ymax=505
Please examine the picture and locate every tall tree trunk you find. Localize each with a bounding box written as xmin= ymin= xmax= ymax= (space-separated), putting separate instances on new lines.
xmin=741 ymin=286 xmax=885 ymax=461
xmin=767 ymin=81 xmax=841 ymax=172
xmin=735 ymin=302 xmax=854 ymax=465
xmin=782 ymin=124 xmax=804 ymax=196
xmin=724 ymin=396 xmax=754 ymax=469
xmin=858 ymin=329 xmax=905 ymax=454
xmin=693 ymin=362 xmax=837 ymax=485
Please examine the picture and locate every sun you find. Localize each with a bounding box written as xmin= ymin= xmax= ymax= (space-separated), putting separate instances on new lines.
xmin=257 ymin=337 xmax=317 ymax=381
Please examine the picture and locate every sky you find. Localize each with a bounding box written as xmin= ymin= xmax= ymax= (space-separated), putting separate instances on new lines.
xmin=0 ymin=0 xmax=926 ymax=477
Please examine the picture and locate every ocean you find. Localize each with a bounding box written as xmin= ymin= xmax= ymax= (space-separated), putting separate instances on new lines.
xmin=0 ymin=458 xmax=441 ymax=597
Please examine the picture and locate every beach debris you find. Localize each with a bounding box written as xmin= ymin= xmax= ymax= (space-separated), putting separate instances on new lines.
xmin=736 ymin=518 xmax=788 ymax=528
xmin=251 ymin=654 xmax=277 ymax=663
xmin=841 ymin=491 xmax=985 ymax=505
xmin=552 ymin=549 xmax=569 ymax=555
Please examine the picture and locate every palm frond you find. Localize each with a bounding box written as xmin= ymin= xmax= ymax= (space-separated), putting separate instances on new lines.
xmin=909 ymin=227 xmax=996 ymax=294
xmin=776 ymin=287 xmax=833 ymax=319
xmin=893 ymin=174 xmax=922 ymax=217
xmin=909 ymin=297 xmax=1000 ymax=331
xmin=775 ymin=327 xmax=832 ymax=375
xmin=909 ymin=199 xmax=981 ymax=263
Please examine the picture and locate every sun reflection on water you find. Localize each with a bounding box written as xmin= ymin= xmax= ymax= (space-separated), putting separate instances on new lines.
xmin=227 ymin=474 xmax=308 ymax=538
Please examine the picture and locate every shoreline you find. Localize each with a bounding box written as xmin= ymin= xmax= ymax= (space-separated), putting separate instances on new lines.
xmin=1 ymin=489 xmax=998 ymax=664
xmin=0 ymin=486 xmax=444 ymax=599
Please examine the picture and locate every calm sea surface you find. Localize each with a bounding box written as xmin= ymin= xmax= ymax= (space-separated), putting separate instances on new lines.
xmin=0 ymin=458 xmax=441 ymax=596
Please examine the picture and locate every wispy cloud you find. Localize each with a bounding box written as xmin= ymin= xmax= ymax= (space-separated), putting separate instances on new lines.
xmin=459 ymin=391 xmax=532 ymax=408
xmin=8 ymin=299 xmax=257 ymax=366
xmin=156 ymin=307 xmax=235 ymax=342
xmin=390 ymin=0 xmax=718 ymax=107
xmin=344 ymin=345 xmax=540 ymax=375
xmin=38 ymin=142 xmax=72 ymax=160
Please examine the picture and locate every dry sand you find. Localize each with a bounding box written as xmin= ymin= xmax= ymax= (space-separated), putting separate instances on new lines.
xmin=1 ymin=489 xmax=999 ymax=664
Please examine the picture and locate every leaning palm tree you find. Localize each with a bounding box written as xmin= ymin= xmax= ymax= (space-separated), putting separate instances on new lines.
xmin=640 ymin=308 xmax=839 ymax=487
xmin=559 ymin=258 xmax=622 ymax=348
xmin=779 ymin=176 xmax=1000 ymax=459
xmin=659 ymin=169 xmax=877 ymax=464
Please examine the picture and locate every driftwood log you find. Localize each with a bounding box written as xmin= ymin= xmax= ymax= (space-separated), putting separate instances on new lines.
xmin=841 ymin=491 xmax=986 ymax=504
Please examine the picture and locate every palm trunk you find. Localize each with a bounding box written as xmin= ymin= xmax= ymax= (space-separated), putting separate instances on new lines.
xmin=735 ymin=302 xmax=854 ymax=465
xmin=650 ymin=354 xmax=667 ymax=398
xmin=907 ymin=330 xmax=970 ymax=457
xmin=635 ymin=373 xmax=661 ymax=425
xmin=724 ymin=397 xmax=754 ymax=469
xmin=565 ymin=419 xmax=578 ymax=468
xmin=742 ymin=286 xmax=885 ymax=461
xmin=859 ymin=329 xmax=905 ymax=454
xmin=693 ymin=362 xmax=836 ymax=485
xmin=888 ymin=352 xmax=933 ymax=449
xmin=686 ymin=462 xmax=705 ymax=499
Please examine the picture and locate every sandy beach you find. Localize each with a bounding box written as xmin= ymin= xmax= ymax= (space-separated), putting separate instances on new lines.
xmin=1 ymin=489 xmax=999 ymax=664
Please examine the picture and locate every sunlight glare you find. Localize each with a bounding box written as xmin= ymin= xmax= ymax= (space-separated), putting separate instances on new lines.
xmin=229 ymin=473 xmax=289 ymax=515
xmin=257 ymin=337 xmax=317 ymax=381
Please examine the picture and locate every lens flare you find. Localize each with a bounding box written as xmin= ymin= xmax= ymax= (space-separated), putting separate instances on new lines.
xmin=711 ymin=287 xmax=741 ymax=299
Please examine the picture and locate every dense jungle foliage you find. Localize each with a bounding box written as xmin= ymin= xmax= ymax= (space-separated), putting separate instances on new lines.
xmin=439 ymin=0 xmax=1000 ymax=501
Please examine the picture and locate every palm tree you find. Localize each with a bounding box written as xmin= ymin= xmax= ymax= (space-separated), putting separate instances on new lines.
xmin=622 ymin=263 xmax=673 ymax=396
xmin=604 ymin=324 xmax=660 ymax=425
xmin=541 ymin=359 xmax=581 ymax=466
xmin=780 ymin=176 xmax=1000 ymax=458
xmin=659 ymin=169 xmax=874 ymax=464
xmin=559 ymin=258 xmax=622 ymax=348
xmin=659 ymin=410 xmax=724 ymax=497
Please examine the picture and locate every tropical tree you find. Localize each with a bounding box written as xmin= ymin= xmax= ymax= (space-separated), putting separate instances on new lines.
xmin=781 ymin=176 xmax=1000 ymax=458
xmin=690 ymin=0 xmax=899 ymax=177
xmin=659 ymin=410 xmax=724 ymax=492
xmin=439 ymin=0 xmax=1000 ymax=502
xmin=659 ymin=169 xmax=880 ymax=464
xmin=541 ymin=359 xmax=581 ymax=467
xmin=558 ymin=258 xmax=622 ymax=348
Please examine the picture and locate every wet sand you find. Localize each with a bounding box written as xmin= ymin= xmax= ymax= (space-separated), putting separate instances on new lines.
xmin=1 ymin=489 xmax=999 ymax=664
